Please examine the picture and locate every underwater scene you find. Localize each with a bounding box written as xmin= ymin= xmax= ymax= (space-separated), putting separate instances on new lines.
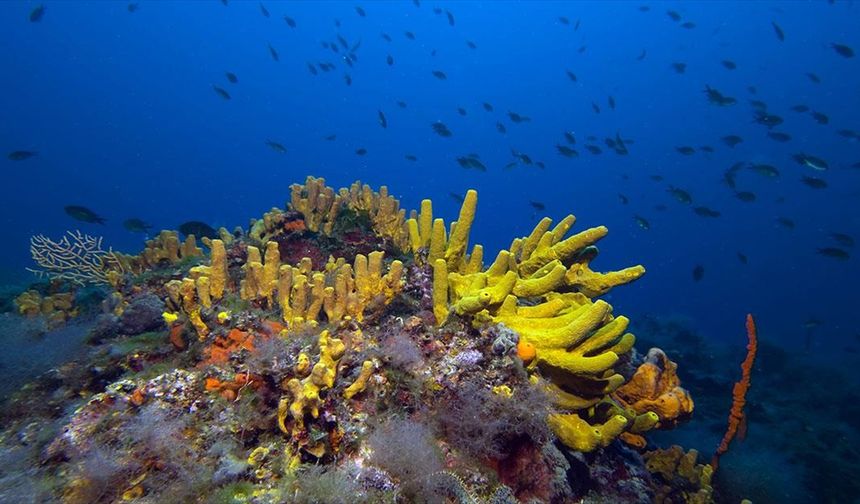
xmin=1 ymin=1 xmax=858 ymax=503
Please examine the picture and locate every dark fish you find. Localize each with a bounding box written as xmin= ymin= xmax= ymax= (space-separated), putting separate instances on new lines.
xmin=811 ymin=111 xmax=829 ymax=125
xmin=559 ymin=16 xmax=570 ymax=25
xmin=801 ymin=176 xmax=827 ymax=189
xmin=692 ymin=265 xmax=704 ymax=282
xmin=265 ymin=140 xmax=286 ymax=153
xmin=405 ymin=154 xmax=417 ymax=162
xmin=179 ymin=221 xmax=217 ymax=239
xmin=754 ymin=111 xmax=783 ymax=128
xmin=793 ymin=153 xmax=828 ymax=171
xmin=574 ymin=19 xmax=581 ymax=30
xmin=508 ymin=111 xmax=531 ymax=123
xmin=123 ymin=218 xmax=152 ymax=233
xmin=283 ymin=15 xmax=296 ymax=27
xmin=704 ymin=85 xmax=737 ymax=106
xmin=698 ymin=145 xmax=714 ymax=153
xmin=432 ymin=70 xmax=447 ymax=80
xmin=805 ymin=72 xmax=820 ymax=83
xmin=65 ymin=206 xmax=106 ymax=224
xmin=556 ymin=145 xmax=578 ymax=158
xmin=386 ymin=54 xmax=394 ymax=66
xmin=337 ymin=34 xmax=348 ymax=49
xmin=831 ymin=233 xmax=855 ymax=247
xmin=259 ymin=2 xmax=269 ymax=17
xmin=564 ymin=131 xmax=576 ymax=144
xmin=446 ymin=10 xmax=455 ymax=26
xmin=457 ymin=107 xmax=467 ymax=116
xmin=307 ymin=63 xmax=318 ymax=75
xmin=267 ymin=43 xmax=279 ymax=62
xmin=681 ymin=21 xmax=696 ymax=29
xmin=747 ymin=164 xmax=779 ymax=177
xmin=483 ymin=102 xmax=493 ymax=112
xmin=378 ymin=110 xmax=387 ymax=128
xmin=432 ymin=121 xmax=452 ymax=137
xmin=510 ymin=149 xmax=533 ymax=165
xmin=818 ymin=247 xmax=850 ymax=260
xmin=636 ymin=49 xmax=647 ymax=61
xmin=355 ymin=148 xmax=367 ymax=156
xmin=8 ymin=150 xmax=37 ymax=161
xmin=693 ymin=206 xmax=721 ymax=218
xmin=529 ymin=201 xmax=546 ymax=211
xmin=748 ymin=86 xmax=757 ymax=94
xmin=675 ymin=146 xmax=696 ymax=155
xmin=496 ymin=122 xmax=507 ymax=134
xmin=566 ymin=70 xmax=578 ymax=82
xmin=735 ymin=191 xmax=756 ymax=202
xmin=619 ymin=194 xmax=629 ymax=205
xmin=225 ymin=72 xmax=238 ymax=83
xmin=634 ymin=215 xmax=650 ymax=230
xmin=585 ymin=145 xmax=602 ymax=155
xmin=405 ymin=31 xmax=416 ymax=40
xmin=650 ymin=175 xmax=664 ymax=182
xmin=654 ymin=204 xmax=667 ymax=211
xmin=344 ymin=74 xmax=352 ymax=86
xmin=721 ymin=60 xmax=737 ymax=70
xmin=212 ymin=85 xmax=231 ymax=100
xmin=749 ymin=99 xmax=768 ymax=111
xmin=591 ymin=102 xmax=601 ymax=114
xmin=722 ymin=135 xmax=743 ymax=147
xmin=639 ymin=5 xmax=650 ymax=12
xmin=776 ymin=217 xmax=795 ymax=229
xmin=127 ymin=3 xmax=139 ymax=12
xmin=456 ymin=155 xmax=487 ymax=172
xmin=791 ymin=104 xmax=809 ymax=113
xmin=771 ymin=21 xmax=784 ymax=41
xmin=324 ymin=134 xmax=336 ymax=141
xmin=355 ymin=5 xmax=366 ymax=17
xmin=578 ymin=45 xmax=587 ymax=53
xmin=449 ymin=192 xmax=464 ymax=203
xmin=671 ymin=62 xmax=687 ymax=74
xmin=397 ymin=101 xmax=407 ymax=108
xmin=608 ymin=96 xmax=616 ymax=110
xmin=831 ymin=43 xmax=854 ymax=58
xmin=381 ymin=32 xmax=392 ymax=42
xmin=667 ymin=186 xmax=693 ymax=204
xmin=837 ymin=129 xmax=859 ymax=140
xmin=666 ymin=10 xmax=681 ymax=22
xmin=466 ymin=40 xmax=477 ymax=49
xmin=29 ymin=4 xmax=45 ymax=22
xmin=737 ymin=252 xmax=748 ymax=264
xmin=503 ymin=162 xmax=517 ymax=170
xmin=767 ymin=131 xmax=791 ymax=142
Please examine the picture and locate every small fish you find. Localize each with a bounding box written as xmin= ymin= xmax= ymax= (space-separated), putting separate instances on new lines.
xmin=529 ymin=201 xmax=546 ymax=211
xmin=378 ymin=110 xmax=387 ymax=128
xmin=344 ymin=74 xmax=352 ymax=86
xmin=455 ymin=107 xmax=466 ymax=116
xmin=767 ymin=131 xmax=792 ymax=142
xmin=749 ymin=99 xmax=768 ymax=111
xmin=123 ymin=218 xmax=152 ymax=233
xmin=324 ymin=134 xmax=336 ymax=141
xmin=692 ymin=265 xmax=704 ymax=282
xmin=735 ymin=191 xmax=756 ymax=202
xmin=671 ymin=62 xmax=687 ymax=74
xmin=634 ymin=215 xmax=650 ymax=230
xmin=265 ymin=140 xmax=286 ymax=153
xmin=747 ymin=164 xmax=780 ymax=177
xmin=636 ymin=49 xmax=647 ymax=61
xmin=793 ymin=153 xmax=829 ymax=171
xmin=558 ymin=16 xmax=570 ymax=25
xmin=510 ymin=149 xmax=533 ymax=165
xmin=791 ymin=104 xmax=809 ymax=113
xmin=503 ymin=162 xmax=517 ymax=170
xmin=698 ymin=145 xmax=714 ymax=154
xmin=675 ymin=146 xmax=696 ymax=155
xmin=445 ymin=10 xmax=455 ymax=26
xmin=693 ymin=206 xmax=721 ymax=218
xmin=65 ymin=205 xmax=106 ymax=224
xmin=830 ymin=233 xmax=855 ymax=247
xmin=405 ymin=31 xmax=416 ymax=40
xmin=466 ymin=40 xmax=477 ymax=49
xmin=355 ymin=5 xmax=366 ymax=17
xmin=578 ymin=45 xmax=587 ymax=53
xmin=619 ymin=194 xmax=629 ymax=205
xmin=591 ymin=102 xmax=601 ymax=114
xmin=776 ymin=217 xmax=795 ymax=229
xmin=179 ymin=221 xmax=218 ymax=239
xmin=283 ymin=15 xmax=296 ymax=27
xmin=704 ymin=85 xmax=737 ymax=106
xmin=721 ymin=60 xmax=737 ymax=70
xmin=405 ymin=154 xmax=417 ymax=162
xmin=449 ymin=192 xmax=464 ymax=203
xmin=668 ymin=186 xmax=693 ymax=204
xmin=666 ymin=10 xmax=681 ymax=22
xmin=386 ymin=54 xmax=394 ymax=66
xmin=355 ymin=148 xmax=367 ymax=156
xmin=608 ymin=96 xmax=616 ymax=110
xmin=432 ymin=121 xmax=452 ymax=137
xmin=212 ymin=85 xmax=231 ymax=100
xmin=8 ymin=150 xmax=37 ymax=161
xmin=722 ymin=135 xmax=743 ymax=148
xmin=259 ymin=2 xmax=269 ymax=17
xmin=556 ymin=145 xmax=578 ymax=158
xmin=508 ymin=111 xmax=531 ymax=123
xmin=737 ymin=252 xmax=748 ymax=264
xmin=482 ymin=102 xmax=494 ymax=112
xmin=29 ymin=4 xmax=45 ymax=22
xmin=805 ymin=72 xmax=820 ymax=83
xmin=267 ymin=43 xmax=279 ymax=62
xmin=127 ymin=3 xmax=139 ymax=12
xmin=337 ymin=34 xmax=348 ymax=49
xmin=650 ymin=175 xmax=664 ymax=182
xmin=496 ymin=122 xmax=507 ymax=134
xmin=811 ymin=111 xmax=829 ymax=125
xmin=585 ymin=145 xmax=602 ymax=155
xmin=564 ymin=131 xmax=576 ymax=144
xmin=681 ymin=21 xmax=695 ymax=29
xmin=381 ymin=32 xmax=392 ymax=42
xmin=654 ymin=204 xmax=668 ymax=211
xmin=837 ymin=129 xmax=859 ymax=140
xmin=307 ymin=63 xmax=318 ymax=75
xmin=817 ymin=247 xmax=850 ymax=260
xmin=432 ymin=70 xmax=447 ymax=80
xmin=566 ymin=70 xmax=578 ymax=82
xmin=831 ymin=43 xmax=854 ymax=58
xmin=456 ymin=155 xmax=487 ymax=172
xmin=754 ymin=111 xmax=783 ymax=128
xmin=771 ymin=21 xmax=785 ymax=41
xmin=801 ymin=176 xmax=827 ymax=189
xmin=225 ymin=72 xmax=238 ymax=83
xmin=639 ymin=5 xmax=651 ymax=12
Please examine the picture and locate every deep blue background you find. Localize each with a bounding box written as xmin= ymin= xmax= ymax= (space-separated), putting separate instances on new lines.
xmin=2 ymin=0 xmax=858 ymax=353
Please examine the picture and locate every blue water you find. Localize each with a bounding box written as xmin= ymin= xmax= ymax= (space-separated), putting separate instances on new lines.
xmin=2 ymin=1 xmax=859 ymax=389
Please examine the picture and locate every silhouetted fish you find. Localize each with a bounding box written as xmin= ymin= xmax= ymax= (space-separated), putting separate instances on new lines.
xmin=284 ymin=15 xmax=296 ymax=28
xmin=8 ymin=150 xmax=37 ymax=161
xmin=29 ymin=4 xmax=45 ymax=22
xmin=482 ymin=102 xmax=493 ymax=112
xmin=830 ymin=233 xmax=855 ymax=248
xmin=265 ymin=140 xmax=286 ymax=153
xmin=767 ymin=131 xmax=791 ymax=142
xmin=692 ymin=264 xmax=704 ymax=281
xmin=735 ymin=191 xmax=756 ymax=202
xmin=747 ymin=164 xmax=779 ymax=177
xmin=566 ymin=70 xmax=578 ymax=82
xmin=811 ymin=111 xmax=829 ymax=124
xmin=793 ymin=153 xmax=828 ymax=171
xmin=508 ymin=111 xmax=531 ymax=123
xmin=671 ymin=62 xmax=687 ymax=74
xmin=386 ymin=54 xmax=394 ymax=65
xmin=432 ymin=122 xmax=452 ymax=137
xmin=355 ymin=148 xmax=367 ymax=156
xmin=805 ymin=72 xmax=820 ymax=83
xmin=529 ymin=201 xmax=545 ymax=211
xmin=556 ymin=145 xmax=578 ymax=158
xmin=127 ymin=3 xmax=139 ymax=12
xmin=675 ymin=146 xmax=696 ymax=155
xmin=737 ymin=252 xmax=748 ymax=264
xmin=65 ymin=206 xmax=106 ymax=224
xmin=771 ymin=21 xmax=784 ymax=41
xmin=801 ymin=176 xmax=827 ymax=189
xmin=776 ymin=217 xmax=795 ymax=229
xmin=693 ymin=206 xmax=721 ymax=218
xmin=267 ymin=43 xmax=279 ymax=62
xmin=432 ymin=70 xmax=447 ymax=80
xmin=722 ymin=135 xmax=743 ymax=147
xmin=259 ymin=2 xmax=269 ymax=17
xmin=721 ymin=60 xmax=737 ymax=70
xmin=212 ymin=85 xmax=231 ymax=100
xmin=225 ymin=72 xmax=238 ymax=83
xmin=564 ymin=131 xmax=576 ymax=144
xmin=355 ymin=5 xmax=366 ymax=17
xmin=123 ymin=218 xmax=152 ymax=233
xmin=818 ymin=247 xmax=849 ymax=260
xmin=667 ymin=186 xmax=693 ymax=204
xmin=378 ymin=110 xmax=387 ymax=128
xmin=704 ymin=85 xmax=736 ymax=106
xmin=831 ymin=43 xmax=854 ymax=58
xmin=405 ymin=154 xmax=417 ymax=162
xmin=634 ymin=215 xmax=650 ymax=230
xmin=791 ymin=104 xmax=809 ymax=113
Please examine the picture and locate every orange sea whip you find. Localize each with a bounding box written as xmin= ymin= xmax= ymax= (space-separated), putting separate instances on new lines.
xmin=711 ymin=313 xmax=758 ymax=470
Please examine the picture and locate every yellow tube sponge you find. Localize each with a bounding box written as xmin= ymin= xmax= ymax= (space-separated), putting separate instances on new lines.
xmin=209 ymin=239 xmax=228 ymax=299
xmin=343 ymin=360 xmax=374 ymax=399
xmin=433 ymin=259 xmax=450 ymax=325
xmin=444 ymin=189 xmax=477 ymax=269
xmin=548 ymin=413 xmax=628 ymax=452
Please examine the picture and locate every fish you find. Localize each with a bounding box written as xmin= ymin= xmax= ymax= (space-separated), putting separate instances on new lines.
xmin=793 ymin=153 xmax=828 ymax=171
xmin=737 ymin=252 xmax=748 ymax=264
xmin=837 ymin=129 xmax=859 ymax=140
xmin=29 ymin=4 xmax=45 ymax=22
xmin=681 ymin=21 xmax=695 ymax=29
xmin=466 ymin=40 xmax=477 ymax=49
xmin=432 ymin=122 xmax=452 ymax=137
xmin=556 ymin=145 xmax=578 ymax=158
xmin=482 ymin=102 xmax=493 ymax=112
xmin=584 ymin=145 xmax=602 ymax=155
xmin=608 ymin=96 xmax=616 ymax=110
xmin=776 ymin=217 xmax=795 ymax=229
xmin=212 ymin=85 xmax=231 ymax=100
xmin=619 ymin=194 xmax=629 ymax=205
xmin=771 ymin=21 xmax=785 ymax=41
xmin=496 ymin=122 xmax=507 ymax=134
xmin=508 ymin=111 xmax=531 ymax=123
xmin=457 ymin=107 xmax=467 ymax=116
xmin=127 ymin=3 xmax=139 ymax=12
xmin=378 ymin=110 xmax=387 ymax=128
xmin=405 ymin=31 xmax=416 ymax=40
xmin=265 ymin=140 xmax=287 ymax=153
xmin=578 ymin=45 xmax=587 ymax=54
xmin=692 ymin=265 xmax=704 ymax=282
xmin=456 ymin=155 xmax=487 ymax=172
xmin=559 ymin=16 xmax=570 ymax=25
xmin=267 ymin=43 xmax=279 ymax=62
xmin=801 ymin=176 xmax=827 ymax=189
xmin=721 ymin=60 xmax=737 ymax=70
xmin=259 ymin=2 xmax=269 ymax=17
xmin=337 ymin=34 xmax=348 ymax=49
xmin=654 ymin=204 xmax=667 ymax=212
xmin=693 ymin=206 xmax=721 ymax=218
xmin=831 ymin=43 xmax=854 ymax=58
xmin=698 ymin=145 xmax=714 ymax=154
xmin=381 ymin=32 xmax=392 ymax=42
xmin=650 ymin=175 xmax=664 ymax=182
xmin=634 ymin=215 xmax=650 ymax=230
xmin=397 ymin=101 xmax=407 ymax=108
xmin=566 ymin=70 xmax=578 ymax=82
xmin=446 ymin=10 xmax=455 ymax=26
xmin=386 ymin=55 xmax=394 ymax=66
xmin=747 ymin=164 xmax=779 ymax=177
xmin=749 ymin=99 xmax=768 ymax=111
xmin=671 ymin=62 xmax=687 ymax=74
xmin=564 ymin=131 xmax=576 ymax=144
xmin=179 ymin=221 xmax=218 ymax=239
xmin=449 ymin=193 xmax=464 ymax=203
xmin=591 ymin=102 xmax=601 ymax=114
xmin=791 ymin=104 xmax=809 ymax=113
xmin=666 ymin=10 xmax=681 ymax=22
xmin=510 ymin=149 xmax=533 ymax=165
xmin=432 ymin=70 xmax=447 ymax=80
xmin=8 ymin=150 xmax=37 ymax=161
xmin=65 ymin=206 xmax=106 ymax=224
xmin=805 ymin=72 xmax=820 ymax=83
xmin=355 ymin=5 xmax=366 ymax=17
xmin=722 ymin=135 xmax=743 ymax=147
xmin=307 ymin=63 xmax=318 ymax=75
xmin=284 ymin=15 xmax=296 ymax=28
xmin=735 ymin=191 xmax=756 ymax=202
xmin=767 ymin=131 xmax=791 ymax=142
xmin=355 ymin=148 xmax=367 ymax=156
xmin=405 ymin=154 xmax=417 ymax=162
xmin=811 ymin=111 xmax=829 ymax=124
xmin=344 ymin=74 xmax=352 ymax=86
xmin=753 ymin=111 xmax=783 ymax=128
xmin=123 ymin=218 xmax=152 ymax=233
xmin=529 ymin=201 xmax=546 ymax=211
xmin=831 ymin=233 xmax=855 ymax=247
xmin=675 ymin=146 xmax=696 ymax=155
xmin=324 ymin=134 xmax=336 ymax=141
xmin=639 ymin=5 xmax=650 ymax=11
xmin=704 ymin=85 xmax=736 ymax=106
xmin=817 ymin=247 xmax=850 ymax=260
xmin=667 ymin=186 xmax=693 ymax=204
xmin=225 ymin=72 xmax=238 ymax=83
xmin=636 ymin=49 xmax=647 ymax=61
xmin=503 ymin=162 xmax=517 ymax=170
